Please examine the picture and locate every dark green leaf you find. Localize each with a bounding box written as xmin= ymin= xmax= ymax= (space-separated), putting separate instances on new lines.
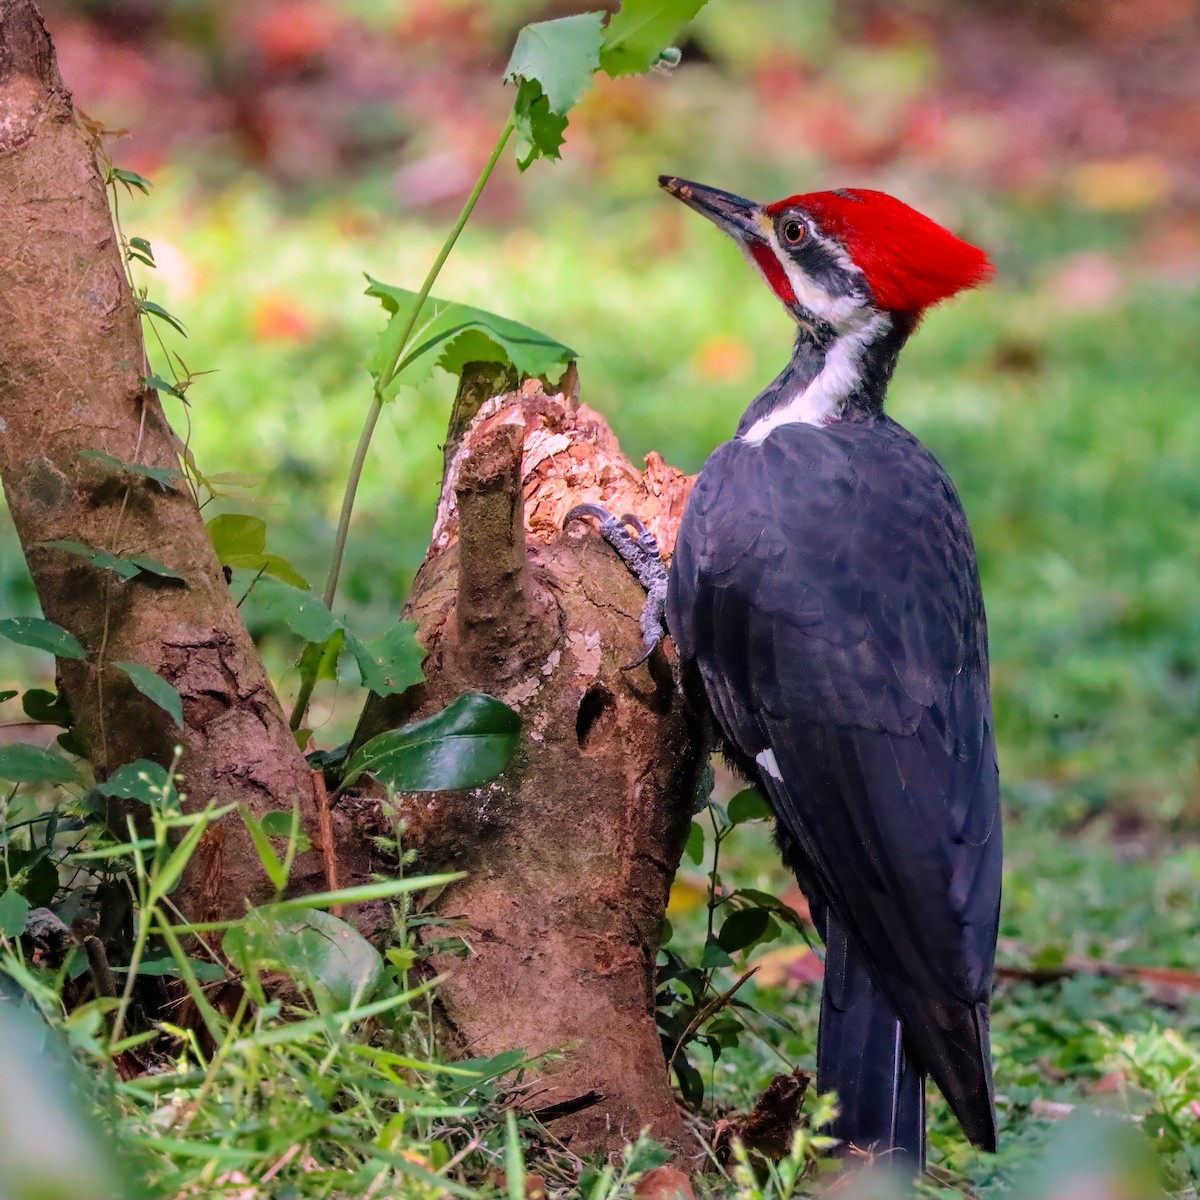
xmin=659 ymin=917 xmax=673 ymax=946
xmin=504 ymin=13 xmax=605 ymax=115
xmin=22 ymin=689 xmax=70 ymax=727
xmin=624 ymin=1136 xmax=673 ymax=1175
xmin=599 ymin=0 xmax=706 ymax=78
xmin=111 ymin=661 xmax=183 ymax=728
xmin=141 ymin=373 xmax=186 ymax=401
xmin=341 ymin=692 xmax=520 ymax=792
xmin=78 ymin=449 xmax=183 ymax=492
xmin=0 ymin=617 xmax=85 ymax=661
xmin=261 ymin=809 xmax=312 ymax=853
xmin=701 ymin=938 xmax=733 ymax=968
xmin=512 ymin=79 xmax=568 ymax=172
xmin=37 ymin=539 xmax=183 ymax=583
xmin=252 ymin=580 xmax=342 ymax=644
xmin=0 ymin=889 xmax=30 ymax=937
xmin=727 ymin=787 xmax=773 ymax=824
xmin=94 ymin=760 xmax=173 ymax=806
xmin=0 ymin=690 xmax=16 ymax=704
xmin=128 ymin=236 xmax=155 ymax=266
xmin=684 ymin=820 xmax=705 ymax=865
xmin=366 ymin=277 xmax=575 ymax=396
xmin=718 ymin=906 xmax=771 ymax=952
xmin=223 ymin=907 xmax=383 ymax=1008
xmin=128 ymin=956 xmax=226 ymax=982
xmin=0 ymin=744 xmax=77 ymax=785
xmin=136 ymin=297 xmax=187 ymax=336
xmin=728 ymin=887 xmax=809 ymax=932
xmin=346 ymin=622 xmax=426 ymax=696
xmin=674 ymin=1056 xmax=704 ymax=1108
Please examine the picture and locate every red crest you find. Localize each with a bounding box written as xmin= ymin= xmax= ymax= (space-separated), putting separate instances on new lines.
xmin=766 ymin=189 xmax=994 ymax=314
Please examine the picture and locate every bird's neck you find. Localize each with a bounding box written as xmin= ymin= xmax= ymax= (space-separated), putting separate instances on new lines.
xmin=736 ymin=313 xmax=913 ymax=443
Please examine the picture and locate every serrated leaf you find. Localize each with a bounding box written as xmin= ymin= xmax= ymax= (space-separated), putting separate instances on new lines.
xmin=599 ymin=0 xmax=706 ymax=77
xmin=94 ymin=760 xmax=173 ymax=806
xmin=341 ymin=692 xmax=520 ymax=792
xmin=0 ymin=889 xmax=30 ymax=937
xmin=0 ymin=617 xmax=84 ymax=661
xmin=252 ymin=580 xmax=342 ymax=644
xmin=346 ymin=622 xmax=426 ymax=696
xmin=78 ymin=449 xmax=183 ymax=491
xmin=367 ymin=276 xmax=575 ymax=395
xmin=727 ymin=787 xmax=773 ymax=824
xmin=223 ymin=906 xmax=383 ymax=1009
xmin=512 ymin=79 xmax=568 ymax=172
xmin=504 ymin=13 xmax=605 ymax=115
xmin=112 ymin=661 xmax=183 ymax=728
xmin=0 ymin=744 xmax=77 ymax=785
xmin=718 ymin=906 xmax=771 ymax=952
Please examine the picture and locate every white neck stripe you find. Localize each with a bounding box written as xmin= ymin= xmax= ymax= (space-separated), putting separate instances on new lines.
xmin=739 ymin=313 xmax=890 ymax=443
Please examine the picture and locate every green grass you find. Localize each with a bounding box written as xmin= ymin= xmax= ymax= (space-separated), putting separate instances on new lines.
xmin=1 ymin=160 xmax=1198 ymax=1196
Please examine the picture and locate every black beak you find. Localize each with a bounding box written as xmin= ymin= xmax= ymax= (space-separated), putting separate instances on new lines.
xmin=658 ymin=175 xmax=764 ymax=241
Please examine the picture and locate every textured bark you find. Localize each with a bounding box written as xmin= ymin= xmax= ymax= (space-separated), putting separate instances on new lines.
xmin=0 ymin=0 xmax=369 ymax=919
xmin=354 ymin=380 xmax=704 ymax=1157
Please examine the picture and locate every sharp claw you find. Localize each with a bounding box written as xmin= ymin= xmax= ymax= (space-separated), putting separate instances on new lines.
xmin=621 ymin=644 xmax=656 ymax=671
xmin=564 ymin=502 xmax=615 ymax=528
xmin=620 ymin=512 xmax=650 ymax=536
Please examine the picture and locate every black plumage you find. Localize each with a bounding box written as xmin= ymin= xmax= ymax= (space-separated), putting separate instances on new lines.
xmin=667 ymin=413 xmax=1002 ymax=1163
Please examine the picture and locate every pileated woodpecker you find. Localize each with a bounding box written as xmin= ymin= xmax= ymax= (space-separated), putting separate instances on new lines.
xmin=571 ymin=179 xmax=1002 ymax=1169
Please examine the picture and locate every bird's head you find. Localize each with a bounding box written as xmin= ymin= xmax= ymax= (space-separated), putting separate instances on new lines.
xmin=659 ymin=176 xmax=993 ymax=341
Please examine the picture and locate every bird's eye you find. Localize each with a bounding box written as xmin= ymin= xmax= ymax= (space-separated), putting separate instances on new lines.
xmin=782 ymin=219 xmax=806 ymax=244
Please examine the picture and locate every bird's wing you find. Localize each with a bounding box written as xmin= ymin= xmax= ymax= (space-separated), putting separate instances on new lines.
xmin=666 ymin=418 xmax=1002 ymax=1131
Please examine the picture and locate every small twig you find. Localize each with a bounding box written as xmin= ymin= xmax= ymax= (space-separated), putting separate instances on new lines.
xmin=313 ymin=770 xmax=342 ymax=917
xmin=666 ymin=966 xmax=758 ymax=1077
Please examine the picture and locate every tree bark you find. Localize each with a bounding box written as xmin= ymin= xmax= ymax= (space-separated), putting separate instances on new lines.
xmin=354 ymin=380 xmax=703 ymax=1157
xmin=0 ymin=0 xmax=368 ymax=920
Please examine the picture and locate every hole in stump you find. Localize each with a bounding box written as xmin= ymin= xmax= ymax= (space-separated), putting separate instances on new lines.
xmin=576 ymin=685 xmax=616 ymax=753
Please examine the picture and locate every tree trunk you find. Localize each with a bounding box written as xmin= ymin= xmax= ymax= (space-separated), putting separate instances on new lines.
xmin=354 ymin=379 xmax=703 ymax=1156
xmin=0 ymin=0 xmax=368 ymax=920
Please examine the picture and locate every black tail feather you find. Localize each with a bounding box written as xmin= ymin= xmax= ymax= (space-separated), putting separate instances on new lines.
xmin=818 ymin=914 xmax=927 ymax=1173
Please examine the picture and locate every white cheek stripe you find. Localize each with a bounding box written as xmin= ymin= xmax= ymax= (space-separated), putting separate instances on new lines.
xmin=756 ymin=747 xmax=783 ymax=781
xmin=770 ymin=226 xmax=865 ymax=329
xmin=740 ymin=312 xmax=890 ymax=443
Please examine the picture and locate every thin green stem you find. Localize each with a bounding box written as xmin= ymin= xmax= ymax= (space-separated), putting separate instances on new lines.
xmin=319 ymin=114 xmax=516 ymax=615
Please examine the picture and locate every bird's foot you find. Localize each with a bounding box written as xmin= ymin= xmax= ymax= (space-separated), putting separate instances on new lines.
xmin=565 ymin=503 xmax=668 ymax=668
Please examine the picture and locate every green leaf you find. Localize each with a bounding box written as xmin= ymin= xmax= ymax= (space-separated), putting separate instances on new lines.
xmin=346 ymin=622 xmax=426 ymax=696
xmin=110 ymin=166 xmax=152 ymax=194
xmin=261 ymin=808 xmax=312 ymax=853
xmin=341 ymin=692 xmax=520 ymax=792
xmin=0 ymin=888 xmax=30 ymax=937
xmin=366 ymin=277 xmax=575 ymax=396
xmin=298 ymin=630 xmax=346 ymax=703
xmin=22 ymin=689 xmax=71 ymax=727
xmin=0 ymin=690 xmax=16 ymax=704
xmin=127 ymin=956 xmax=226 ymax=982
xmin=111 ymin=661 xmax=183 ymax=728
xmin=700 ymin=937 xmax=733 ymax=968
xmin=684 ymin=820 xmax=705 ymax=865
xmin=512 ymin=79 xmax=568 ymax=172
xmin=94 ymin=759 xmax=173 ymax=806
xmin=128 ymin=236 xmax=155 ymax=267
xmin=718 ymin=906 xmax=771 ymax=952
xmin=207 ymin=514 xmax=310 ymax=588
xmin=504 ymin=13 xmax=605 ymax=115
xmin=599 ymin=0 xmax=706 ymax=77
xmin=78 ymin=449 xmax=183 ymax=492
xmin=252 ymin=580 xmax=342 ymax=644
xmin=37 ymin=539 xmax=183 ymax=583
xmin=727 ymin=787 xmax=773 ymax=824
xmin=141 ymin=373 xmax=186 ymax=401
xmin=0 ymin=617 xmax=84 ymax=661
xmin=136 ymin=297 xmax=187 ymax=337
xmin=241 ymin=807 xmax=288 ymax=891
xmin=223 ymin=907 xmax=384 ymax=1009
xmin=0 ymin=744 xmax=77 ymax=785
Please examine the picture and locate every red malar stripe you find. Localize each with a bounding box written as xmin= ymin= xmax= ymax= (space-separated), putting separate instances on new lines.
xmin=749 ymin=241 xmax=796 ymax=306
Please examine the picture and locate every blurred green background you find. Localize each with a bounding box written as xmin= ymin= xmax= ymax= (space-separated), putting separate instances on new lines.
xmin=2 ymin=0 xmax=1199 ymax=1188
